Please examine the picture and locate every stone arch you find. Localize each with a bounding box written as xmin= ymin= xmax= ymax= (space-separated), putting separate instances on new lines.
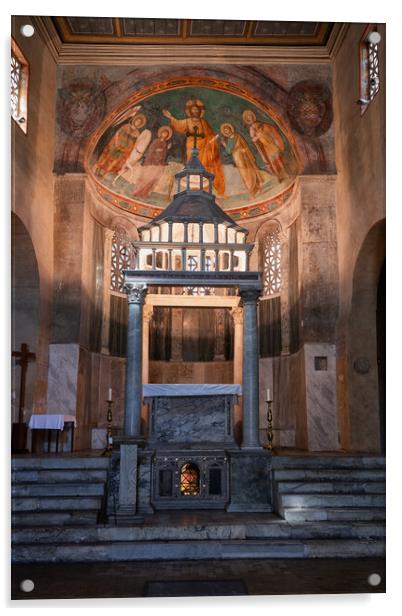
xmin=11 ymin=213 xmax=40 ymax=424
xmin=347 ymin=219 xmax=385 ymax=452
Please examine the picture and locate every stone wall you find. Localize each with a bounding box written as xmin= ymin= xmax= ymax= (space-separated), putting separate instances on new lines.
xmin=11 ymin=16 xmax=57 ymax=415
xmin=332 ymin=23 xmax=386 ymax=452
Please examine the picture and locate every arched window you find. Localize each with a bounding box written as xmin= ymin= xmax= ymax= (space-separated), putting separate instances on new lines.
xmin=180 ymin=463 xmax=200 ymax=496
xmin=359 ymin=26 xmax=381 ymax=115
xmin=110 ymin=227 xmax=133 ymax=293
xmin=261 ymin=226 xmax=282 ymax=296
xmin=11 ymin=38 xmax=29 ymax=133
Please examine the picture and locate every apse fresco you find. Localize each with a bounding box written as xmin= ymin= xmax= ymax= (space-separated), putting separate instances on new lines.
xmin=86 ymin=78 xmax=302 ymax=219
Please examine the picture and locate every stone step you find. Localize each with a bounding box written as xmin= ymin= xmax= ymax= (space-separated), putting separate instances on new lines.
xmin=11 ymin=457 xmax=110 ymax=470
xmin=11 ymin=469 xmax=108 ymax=484
xmin=11 ymin=521 xmax=385 ymax=545
xmin=11 ymin=538 xmax=385 ymax=563
xmin=273 ymin=469 xmax=386 ymax=481
xmin=11 ymin=511 xmax=100 ymax=527
xmin=12 ymin=483 xmax=106 ymax=498
xmin=283 ymin=507 xmax=386 ymax=523
xmin=279 ymin=493 xmax=385 ymax=509
xmin=276 ymin=481 xmax=385 ymax=494
xmin=271 ymin=456 xmax=385 ymax=470
xmin=12 ymin=496 xmax=103 ymax=512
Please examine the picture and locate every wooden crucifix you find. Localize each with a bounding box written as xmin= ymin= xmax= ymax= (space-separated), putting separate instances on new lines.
xmin=12 ymin=343 xmax=36 ymax=426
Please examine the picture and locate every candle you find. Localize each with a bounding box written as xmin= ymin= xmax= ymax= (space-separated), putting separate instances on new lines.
xmin=108 ymin=388 xmax=112 ymax=402
xmin=266 ymin=388 xmax=272 ymax=402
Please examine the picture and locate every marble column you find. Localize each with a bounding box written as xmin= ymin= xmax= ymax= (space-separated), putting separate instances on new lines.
xmin=142 ymin=305 xmax=153 ymax=385
xmin=123 ymin=283 xmax=147 ymax=437
xmin=231 ymin=306 xmax=243 ymax=444
xmin=241 ymin=289 xmax=261 ymax=449
xmin=231 ymin=307 xmax=243 ymax=386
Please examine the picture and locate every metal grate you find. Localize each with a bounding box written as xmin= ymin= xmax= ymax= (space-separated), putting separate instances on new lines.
xmin=180 ymin=463 xmax=200 ymax=496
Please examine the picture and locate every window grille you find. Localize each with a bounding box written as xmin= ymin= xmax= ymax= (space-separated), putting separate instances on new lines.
xmin=262 ymin=227 xmax=282 ymax=296
xmin=359 ymin=27 xmax=381 ymax=113
xmin=11 ymin=38 xmax=29 ymax=133
xmin=110 ymin=227 xmax=132 ymax=293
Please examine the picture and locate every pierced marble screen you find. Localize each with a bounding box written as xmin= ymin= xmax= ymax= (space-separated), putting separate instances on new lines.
xmin=110 ymin=228 xmax=131 ymax=293
xmin=262 ymin=226 xmax=282 ymax=296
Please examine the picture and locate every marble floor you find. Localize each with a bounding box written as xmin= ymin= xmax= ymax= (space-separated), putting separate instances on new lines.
xmin=11 ymin=557 xmax=385 ymax=600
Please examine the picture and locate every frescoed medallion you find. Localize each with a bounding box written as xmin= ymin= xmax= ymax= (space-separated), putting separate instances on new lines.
xmin=85 ymin=77 xmax=302 ymax=219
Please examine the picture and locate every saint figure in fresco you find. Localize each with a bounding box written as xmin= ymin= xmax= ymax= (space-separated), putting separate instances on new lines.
xmin=162 ymin=99 xmax=225 ymax=196
xmin=112 ymin=114 xmax=152 ymax=184
xmin=242 ymin=109 xmax=288 ymax=182
xmin=132 ymin=126 xmax=173 ymax=198
xmin=94 ymin=109 xmax=142 ymax=178
xmin=219 ymin=123 xmax=263 ymax=197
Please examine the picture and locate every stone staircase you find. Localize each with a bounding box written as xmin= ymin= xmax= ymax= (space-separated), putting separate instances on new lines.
xmin=11 ymin=454 xmax=385 ymax=563
xmin=11 ymin=456 xmax=110 ymax=528
xmin=271 ymin=455 xmax=386 ymax=523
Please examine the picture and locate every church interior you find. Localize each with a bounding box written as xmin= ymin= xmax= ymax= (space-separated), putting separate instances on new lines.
xmin=11 ymin=13 xmax=386 ymax=599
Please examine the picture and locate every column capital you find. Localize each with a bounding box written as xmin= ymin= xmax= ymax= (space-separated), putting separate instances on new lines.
xmin=240 ymin=288 xmax=261 ymax=304
xmin=230 ymin=306 xmax=243 ymax=325
xmin=125 ymin=284 xmax=148 ymax=305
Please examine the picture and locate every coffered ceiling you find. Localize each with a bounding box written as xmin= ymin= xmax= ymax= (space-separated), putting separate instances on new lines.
xmin=32 ymin=17 xmax=348 ymax=64
xmin=52 ymin=17 xmax=333 ymax=46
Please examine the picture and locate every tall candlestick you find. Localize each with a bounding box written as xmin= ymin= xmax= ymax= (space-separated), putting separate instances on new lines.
xmin=266 ymin=388 xmax=272 ymax=402
xmin=108 ymin=387 xmax=112 ymax=402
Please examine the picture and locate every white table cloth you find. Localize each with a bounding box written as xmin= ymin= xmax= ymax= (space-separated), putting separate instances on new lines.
xmin=143 ymin=384 xmax=242 ymax=397
xmin=28 ymin=414 xmax=77 ymax=431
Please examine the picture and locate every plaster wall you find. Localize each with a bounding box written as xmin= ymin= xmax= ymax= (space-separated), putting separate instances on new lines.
xmin=11 ymin=16 xmax=57 ymax=414
xmin=332 ymin=23 xmax=385 ymax=451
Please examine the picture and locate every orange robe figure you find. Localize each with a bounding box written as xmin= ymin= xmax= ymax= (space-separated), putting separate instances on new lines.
xmin=164 ymin=101 xmax=225 ymax=196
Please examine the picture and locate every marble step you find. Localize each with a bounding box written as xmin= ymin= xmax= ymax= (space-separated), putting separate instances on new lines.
xmin=11 ymin=511 xmax=100 ymax=527
xmin=11 ymin=469 xmax=108 ymax=483
xmin=271 ymin=456 xmax=385 ymax=469
xmin=11 ymin=457 xmax=111 ymax=470
xmin=276 ymin=481 xmax=385 ymax=494
xmin=279 ymin=493 xmax=385 ymax=508
xmin=12 ymin=483 xmax=106 ymax=497
xmin=11 ymin=538 xmax=385 ymax=563
xmin=283 ymin=507 xmax=386 ymax=523
xmin=11 ymin=521 xmax=385 ymax=545
xmin=273 ymin=469 xmax=385 ymax=481
xmin=12 ymin=496 xmax=103 ymax=512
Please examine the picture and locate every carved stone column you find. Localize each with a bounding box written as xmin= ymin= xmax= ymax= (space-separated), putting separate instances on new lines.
xmin=231 ymin=306 xmax=243 ymax=444
xmin=123 ymin=283 xmax=147 ymax=437
xmin=240 ymin=289 xmax=261 ymax=449
xmin=142 ymin=305 xmax=153 ymax=385
xmin=231 ymin=307 xmax=243 ymax=386
xmin=101 ymin=228 xmax=114 ymax=354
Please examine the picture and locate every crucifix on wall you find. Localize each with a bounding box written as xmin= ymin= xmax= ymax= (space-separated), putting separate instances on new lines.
xmin=13 ymin=343 xmax=36 ymax=425
xmin=12 ymin=343 xmax=36 ymax=453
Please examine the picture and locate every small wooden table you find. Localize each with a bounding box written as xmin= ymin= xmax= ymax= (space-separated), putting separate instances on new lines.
xmin=28 ymin=414 xmax=77 ymax=453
